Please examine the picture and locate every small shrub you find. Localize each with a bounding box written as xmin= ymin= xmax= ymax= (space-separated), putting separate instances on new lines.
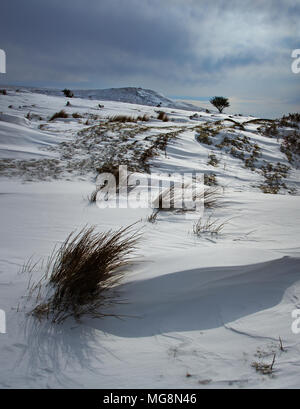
xmin=207 ymin=154 xmax=220 ymax=167
xmin=0 ymin=89 xmax=7 ymax=95
xmin=258 ymin=184 xmax=280 ymax=194
xmin=49 ymin=110 xmax=69 ymax=121
xmin=72 ymin=112 xmax=82 ymax=119
xmin=62 ymin=89 xmax=74 ymax=98
xmin=281 ymin=113 xmax=300 ymax=123
xmin=204 ymin=173 xmax=218 ymax=186
xmin=157 ymin=111 xmax=169 ymax=122
xmin=281 ymin=130 xmax=300 ymax=163
xmin=137 ymin=114 xmax=150 ymax=122
xmin=230 ymin=147 xmax=244 ymax=160
xmin=261 ymin=123 xmax=278 ymax=137
xmin=196 ymin=130 xmax=213 ymax=145
xmin=108 ymin=115 xmax=137 ymax=123
xmin=244 ymin=156 xmax=256 ymax=171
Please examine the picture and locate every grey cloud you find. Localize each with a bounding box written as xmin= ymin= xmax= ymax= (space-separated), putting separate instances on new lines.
xmin=0 ymin=0 xmax=299 ymax=116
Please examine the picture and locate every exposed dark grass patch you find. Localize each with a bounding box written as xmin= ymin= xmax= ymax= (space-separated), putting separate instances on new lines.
xmin=108 ymin=114 xmax=150 ymax=123
xmin=29 ymin=224 xmax=141 ymax=323
xmin=280 ymin=130 xmax=300 ymax=163
xmin=49 ymin=110 xmax=69 ymax=121
xmin=72 ymin=112 xmax=82 ymax=119
xmin=252 ymin=354 xmax=276 ymax=375
xmin=157 ymin=111 xmax=169 ymax=122
xmin=207 ymin=154 xmax=220 ymax=167
xmin=204 ymin=173 xmax=218 ymax=186
xmin=108 ymin=115 xmax=138 ymax=123
xmin=258 ymin=162 xmax=290 ymax=194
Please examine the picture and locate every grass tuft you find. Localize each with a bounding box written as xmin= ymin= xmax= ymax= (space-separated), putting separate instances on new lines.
xmin=252 ymin=354 xmax=276 ymax=375
xmin=50 ymin=110 xmax=69 ymax=121
xmin=30 ymin=224 xmax=141 ymax=323
xmin=193 ymin=215 xmax=227 ymax=237
xmin=157 ymin=111 xmax=169 ymax=122
xmin=147 ymin=210 xmax=159 ymax=223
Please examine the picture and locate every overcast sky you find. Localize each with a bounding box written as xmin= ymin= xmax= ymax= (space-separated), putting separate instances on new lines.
xmin=0 ymin=0 xmax=299 ymax=117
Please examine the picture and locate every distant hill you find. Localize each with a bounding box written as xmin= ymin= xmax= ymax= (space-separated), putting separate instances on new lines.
xmin=16 ymin=86 xmax=203 ymax=111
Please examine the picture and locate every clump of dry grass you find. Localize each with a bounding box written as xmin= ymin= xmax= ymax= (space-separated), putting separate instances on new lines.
xmin=72 ymin=112 xmax=82 ymax=119
xmin=108 ymin=115 xmax=137 ymax=123
xmin=203 ymin=187 xmax=222 ymax=209
xmin=207 ymin=154 xmax=220 ymax=167
xmin=152 ymin=183 xmax=221 ymax=212
xmin=137 ymin=114 xmax=150 ymax=122
xmin=252 ymin=354 xmax=276 ymax=375
xmin=108 ymin=114 xmax=149 ymax=123
xmin=29 ymin=224 xmax=140 ymax=323
xmin=204 ymin=173 xmax=218 ymax=186
xmin=87 ymin=186 xmax=102 ymax=203
xmin=157 ymin=111 xmax=169 ymax=122
xmin=49 ymin=110 xmax=69 ymax=121
xmin=147 ymin=210 xmax=159 ymax=223
xmin=193 ymin=215 xmax=227 ymax=237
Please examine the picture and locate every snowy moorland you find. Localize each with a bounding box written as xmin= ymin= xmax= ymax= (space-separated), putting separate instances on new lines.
xmin=0 ymin=87 xmax=300 ymax=388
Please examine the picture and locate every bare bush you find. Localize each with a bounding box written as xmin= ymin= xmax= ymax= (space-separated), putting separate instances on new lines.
xmin=62 ymin=89 xmax=74 ymax=98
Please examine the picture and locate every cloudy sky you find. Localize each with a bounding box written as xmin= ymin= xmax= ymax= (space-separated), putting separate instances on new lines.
xmin=0 ymin=0 xmax=299 ymax=117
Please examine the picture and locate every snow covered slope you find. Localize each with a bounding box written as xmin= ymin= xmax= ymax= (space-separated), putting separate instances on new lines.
xmin=8 ymin=85 xmax=202 ymax=111
xmin=0 ymin=88 xmax=299 ymax=389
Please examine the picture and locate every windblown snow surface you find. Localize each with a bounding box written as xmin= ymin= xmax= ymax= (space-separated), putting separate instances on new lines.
xmin=0 ymin=87 xmax=300 ymax=389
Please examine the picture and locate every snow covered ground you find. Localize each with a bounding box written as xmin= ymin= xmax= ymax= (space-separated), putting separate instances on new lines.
xmin=0 ymin=87 xmax=299 ymax=388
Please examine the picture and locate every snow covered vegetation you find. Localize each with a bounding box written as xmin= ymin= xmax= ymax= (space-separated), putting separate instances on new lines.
xmin=0 ymin=86 xmax=300 ymax=388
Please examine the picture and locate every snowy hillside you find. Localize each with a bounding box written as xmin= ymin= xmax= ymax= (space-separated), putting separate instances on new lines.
xmin=0 ymin=88 xmax=300 ymax=389
xmin=8 ymin=85 xmax=201 ymax=111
